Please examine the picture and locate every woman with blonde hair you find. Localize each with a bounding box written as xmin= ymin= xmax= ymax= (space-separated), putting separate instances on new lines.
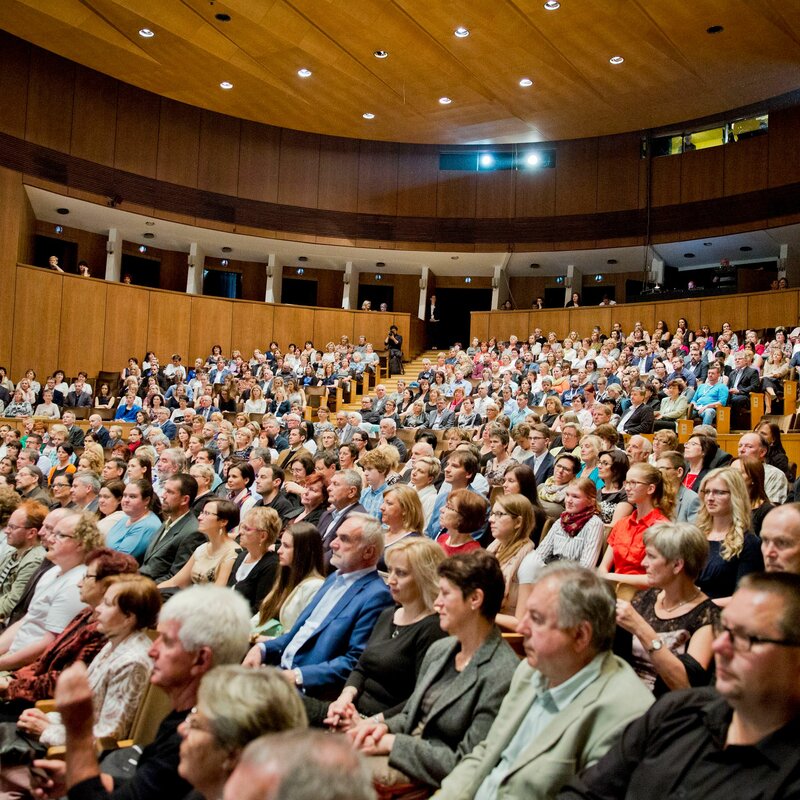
xmin=411 ymin=456 xmax=441 ymax=530
xmin=694 ymin=467 xmax=763 ymax=602
xmin=378 ymin=484 xmax=424 ymax=570
xmin=487 ymin=493 xmax=536 ymax=630
xmin=77 ymin=445 xmax=104 ymax=475
xmin=318 ymin=537 xmax=446 ymax=730
xmin=599 ymin=462 xmax=676 ymax=597
xmin=227 ymin=507 xmax=281 ymax=614
xmin=577 ymin=434 xmax=603 ymax=488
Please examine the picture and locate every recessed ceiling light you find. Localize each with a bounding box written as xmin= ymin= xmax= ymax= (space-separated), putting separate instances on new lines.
xmin=219 ymin=81 xmax=234 ymax=90
xmin=703 ymin=241 xmax=713 ymax=246
xmin=138 ymin=28 xmax=155 ymax=38
xmin=215 ymin=13 xmax=231 ymax=22
xmin=740 ymin=246 xmax=753 ymax=252
xmin=684 ymin=253 xmax=695 ymax=258
xmin=519 ymin=78 xmax=533 ymax=87
xmin=607 ymin=259 xmax=618 ymax=265
xmin=362 ymin=112 xmax=375 ymax=120
xmin=439 ymin=96 xmax=452 ymax=105
xmin=525 ymin=152 xmax=541 ymax=167
xmin=706 ymin=25 xmax=724 ymax=34
xmin=298 ymin=256 xmax=309 ymax=262
xmin=544 ymin=1 xmax=560 ymax=9
xmin=376 ymin=262 xmax=386 ymax=267
xmin=56 ymin=207 xmax=70 ymax=215
xmin=145 ymin=220 xmax=155 ymax=226
xmin=221 ymin=246 xmax=233 ymax=253
xmin=454 ymin=27 xmax=470 ymax=38
xmin=143 ymin=232 xmax=155 ymax=239
xmin=451 ymin=256 xmax=459 ymax=260
xmin=479 ymin=153 xmax=495 ymax=168
xmin=297 ymin=68 xmax=312 ymax=78
xmin=609 ymin=55 xmax=625 ymax=65
xmin=373 ymin=50 xmax=389 ymax=59
xmin=529 ymin=263 xmax=540 ymax=269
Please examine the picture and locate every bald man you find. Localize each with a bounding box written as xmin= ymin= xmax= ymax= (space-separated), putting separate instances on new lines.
xmin=760 ymin=504 xmax=800 ymax=575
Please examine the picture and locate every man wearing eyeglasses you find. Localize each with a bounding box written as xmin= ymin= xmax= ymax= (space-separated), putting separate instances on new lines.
xmin=559 ymin=572 xmax=800 ymax=799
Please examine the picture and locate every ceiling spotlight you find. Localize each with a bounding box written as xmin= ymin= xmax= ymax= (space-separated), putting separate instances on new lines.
xmin=219 ymin=81 xmax=233 ymax=90
xmin=454 ymin=27 xmax=470 ymax=38
xmin=138 ymin=245 xmax=147 ymax=253
xmin=519 ymin=78 xmax=533 ymax=87
xmin=298 ymin=256 xmax=309 ymax=262
xmin=145 ymin=220 xmax=155 ymax=226
xmin=479 ymin=153 xmax=495 ymax=168
xmin=296 ymin=267 xmax=304 ymax=275
xmin=376 ymin=262 xmax=386 ymax=267
xmin=609 ymin=55 xmax=625 ymax=65
xmin=544 ymin=1 xmax=560 ymax=9
xmin=607 ymin=258 xmax=618 ymax=265
xmin=143 ymin=232 xmax=155 ymax=239
xmin=221 ymin=246 xmax=233 ymax=253
xmin=215 ymin=13 xmax=231 ymax=22
xmin=56 ymin=207 xmax=70 ymax=215
xmin=451 ymin=255 xmax=460 ymax=260
xmin=465 ymin=277 xmax=472 ymax=283
xmin=221 ymin=259 xmax=229 ymax=266
xmin=439 ymin=96 xmax=452 ymax=105
xmin=362 ymin=112 xmax=375 ymax=120
xmin=703 ymin=241 xmax=713 ymax=246
xmin=529 ymin=263 xmax=540 ymax=269
xmin=525 ymin=152 xmax=541 ymax=167
xmin=138 ymin=28 xmax=155 ymax=38
xmin=740 ymin=246 xmax=753 ymax=252
xmin=54 ymin=225 xmax=63 ymax=234
xmin=684 ymin=253 xmax=695 ymax=258
xmin=297 ymin=68 xmax=312 ymax=78
xmin=373 ymin=50 xmax=389 ymax=58
xmin=706 ymin=25 xmax=724 ymax=34
xmin=375 ymin=273 xmax=383 ymax=280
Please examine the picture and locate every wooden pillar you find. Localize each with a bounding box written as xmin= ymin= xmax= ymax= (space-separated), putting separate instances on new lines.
xmin=717 ymin=406 xmax=731 ymax=435
xmin=677 ymin=418 xmax=694 ymax=442
xmin=0 ymin=168 xmax=29 ymax=367
xmin=750 ymin=393 xmax=765 ymax=428
xmin=784 ymin=380 xmax=798 ymax=415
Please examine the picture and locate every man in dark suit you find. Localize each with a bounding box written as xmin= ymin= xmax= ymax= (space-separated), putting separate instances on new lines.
xmin=616 ymin=386 xmax=654 ymax=435
xmin=523 ymin=423 xmax=556 ymax=484
xmin=728 ymin=351 xmax=761 ymax=426
xmin=317 ymin=469 xmax=366 ymax=573
xmin=196 ymin=394 xmax=221 ymax=420
xmin=87 ymin=414 xmax=111 ymax=448
xmin=426 ymin=395 xmax=456 ymax=430
xmin=61 ymin=410 xmax=85 ymax=448
xmin=630 ymin=345 xmax=654 ymax=376
xmin=244 ymin=513 xmax=393 ymax=700
xmin=276 ymin=427 xmax=311 ymax=470
xmin=140 ymin=474 xmax=205 ymax=583
xmin=70 ymin=472 xmax=100 ymax=514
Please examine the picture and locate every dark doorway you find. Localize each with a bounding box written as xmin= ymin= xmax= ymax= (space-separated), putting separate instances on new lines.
xmin=434 ymin=288 xmax=492 ymax=348
xmin=33 ymin=235 xmax=78 ymax=273
xmin=203 ymin=269 xmax=242 ymax=299
xmin=283 ymin=278 xmax=318 ymax=306
xmin=121 ymin=254 xmax=161 ymax=288
xmin=358 ymin=284 xmax=394 ymax=311
xmin=544 ymin=287 xmax=567 ymax=308
xmin=581 ymin=285 xmax=616 ymax=305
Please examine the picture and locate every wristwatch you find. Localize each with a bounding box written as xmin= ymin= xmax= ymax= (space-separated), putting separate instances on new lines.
xmin=647 ymin=637 xmax=664 ymax=655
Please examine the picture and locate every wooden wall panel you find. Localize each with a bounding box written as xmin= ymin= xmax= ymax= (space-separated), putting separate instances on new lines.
xmin=24 ymin=50 xmax=74 ymax=152
xmin=768 ymin=106 xmax=800 ymax=188
xmin=313 ymin=309 xmax=354 ymax=350
xmin=197 ymin=111 xmax=241 ymax=196
xmin=58 ymin=276 xmax=106 ymax=376
xmin=476 ymin=170 xmax=515 ymax=218
xmin=597 ymin=133 xmax=640 ymax=212
xmin=147 ymin=292 xmax=191 ymax=362
xmin=515 ymin=168 xmax=556 ymax=219
xmin=650 ymin=154 xmax=682 ymax=207
xmin=189 ymin=296 xmax=233 ymax=360
xmin=724 ymin=136 xmax=768 ymax=196
xmin=0 ymin=36 xmax=29 ymax=139
xmin=277 ymin=129 xmax=320 ymax=209
xmin=273 ymin=304 xmax=315 ymax=349
xmin=237 ymin=121 xmax=281 ymax=203
xmin=103 ymin=284 xmax=149 ymax=370
xmin=357 ymin=140 xmax=398 ymax=215
xmin=436 ymin=172 xmax=477 ymax=218
xmin=555 ymin=139 xmax=599 ymax=216
xmin=156 ymin=100 xmax=201 ymax=188
xmin=531 ymin=310 xmax=566 ymax=336
xmin=570 ymin=307 xmax=611 ymax=335
xmin=681 ymin=147 xmax=724 ymax=204
xmin=354 ymin=312 xmax=394 ymax=351
xmin=747 ymin=290 xmax=798 ymax=330
xmin=233 ymin=303 xmax=274 ymax=358
xmin=699 ymin=296 xmax=747 ymax=333
xmin=396 ymin=144 xmax=438 ymax=217
xmin=0 ymin=171 xmax=26 ymax=365
xmin=114 ymin=84 xmax=160 ymax=178
xmin=11 ymin=267 xmax=62 ymax=379
xmin=491 ymin=311 xmax=530 ymax=342
xmin=470 ymin=312 xmax=491 ymax=343
xmin=70 ymin=67 xmax=117 ymax=167
xmin=318 ymin=137 xmax=359 ymax=212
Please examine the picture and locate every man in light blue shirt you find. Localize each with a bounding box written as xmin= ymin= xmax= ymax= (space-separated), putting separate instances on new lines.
xmin=690 ymin=364 xmax=729 ymax=425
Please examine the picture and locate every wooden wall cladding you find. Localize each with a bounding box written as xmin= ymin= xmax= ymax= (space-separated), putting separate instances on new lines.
xmin=4 ymin=33 xmax=800 ymax=249
xmin=472 ymin=290 xmax=800 ymax=342
xmin=11 ymin=266 xmax=415 ymax=380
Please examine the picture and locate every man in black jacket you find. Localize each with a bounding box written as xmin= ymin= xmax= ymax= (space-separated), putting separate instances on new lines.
xmin=728 ymin=351 xmax=761 ymax=427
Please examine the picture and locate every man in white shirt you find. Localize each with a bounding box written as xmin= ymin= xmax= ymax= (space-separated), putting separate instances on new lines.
xmin=737 ymin=433 xmax=788 ymax=504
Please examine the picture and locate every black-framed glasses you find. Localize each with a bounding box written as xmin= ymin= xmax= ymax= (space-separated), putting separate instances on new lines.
xmin=713 ymin=620 xmax=800 ymax=652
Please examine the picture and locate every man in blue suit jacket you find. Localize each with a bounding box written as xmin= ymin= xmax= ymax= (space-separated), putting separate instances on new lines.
xmin=243 ymin=513 xmax=393 ymax=699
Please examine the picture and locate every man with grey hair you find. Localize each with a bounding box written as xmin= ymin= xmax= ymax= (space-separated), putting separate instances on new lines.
xmin=70 ymin=471 xmax=100 ymax=513
xmin=436 ymin=564 xmax=653 ymax=800
xmin=155 ymin=447 xmax=188 ymax=498
xmin=244 ymin=513 xmax=393 ymax=699
xmin=625 ymin=435 xmax=652 ymax=465
xmin=33 ymin=585 xmax=252 ymax=800
xmin=377 ymin=417 xmax=407 ymax=462
xmin=317 ymin=469 xmax=366 ymax=571
xmin=15 ymin=464 xmax=50 ymax=505
xmin=224 ymin=729 xmax=375 ymax=800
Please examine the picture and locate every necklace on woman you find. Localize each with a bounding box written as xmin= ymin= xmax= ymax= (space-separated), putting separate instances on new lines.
xmin=660 ymin=589 xmax=701 ymax=613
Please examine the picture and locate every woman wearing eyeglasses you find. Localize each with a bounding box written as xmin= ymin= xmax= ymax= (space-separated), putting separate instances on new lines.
xmin=599 ymin=463 xmax=675 ymax=599
xmin=227 ymin=507 xmax=281 ymax=614
xmin=435 ymin=489 xmax=487 ymax=558
xmin=486 ymin=494 xmax=535 ymax=630
xmin=694 ymin=467 xmax=763 ymax=603
xmin=615 ymin=522 xmax=719 ymax=698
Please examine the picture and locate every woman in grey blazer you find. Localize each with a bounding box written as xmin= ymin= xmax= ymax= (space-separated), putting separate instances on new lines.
xmin=350 ymin=550 xmax=519 ymax=788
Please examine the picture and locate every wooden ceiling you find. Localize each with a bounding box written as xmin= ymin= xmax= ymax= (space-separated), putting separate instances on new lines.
xmin=3 ymin=1 xmax=800 ymax=144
